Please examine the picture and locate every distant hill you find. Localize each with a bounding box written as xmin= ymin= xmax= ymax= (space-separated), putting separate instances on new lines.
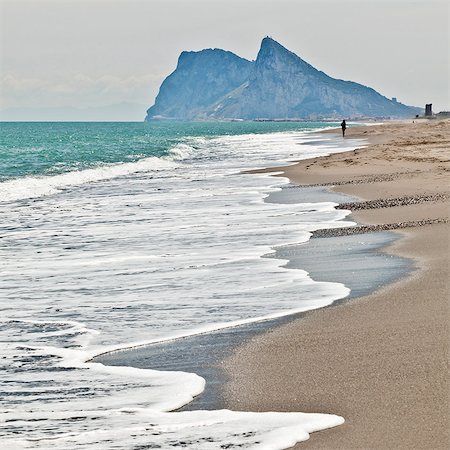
xmin=146 ymin=37 xmax=421 ymax=121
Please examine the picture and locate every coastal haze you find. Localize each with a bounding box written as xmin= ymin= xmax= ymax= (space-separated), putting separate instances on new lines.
xmin=0 ymin=0 xmax=448 ymax=121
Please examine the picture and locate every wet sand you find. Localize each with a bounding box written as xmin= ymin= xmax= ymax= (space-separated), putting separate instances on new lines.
xmin=222 ymin=120 xmax=450 ymax=448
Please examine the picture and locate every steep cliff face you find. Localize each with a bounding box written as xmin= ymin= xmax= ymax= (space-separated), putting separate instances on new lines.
xmin=146 ymin=38 xmax=420 ymax=120
xmin=146 ymin=49 xmax=252 ymax=120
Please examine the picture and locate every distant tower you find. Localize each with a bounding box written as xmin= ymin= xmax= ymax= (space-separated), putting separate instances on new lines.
xmin=425 ymin=104 xmax=433 ymax=116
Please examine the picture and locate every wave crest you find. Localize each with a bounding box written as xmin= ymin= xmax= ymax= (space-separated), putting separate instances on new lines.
xmin=0 ymin=156 xmax=177 ymax=203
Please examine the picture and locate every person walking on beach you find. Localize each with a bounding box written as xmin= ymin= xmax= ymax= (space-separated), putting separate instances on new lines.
xmin=341 ymin=120 xmax=347 ymax=137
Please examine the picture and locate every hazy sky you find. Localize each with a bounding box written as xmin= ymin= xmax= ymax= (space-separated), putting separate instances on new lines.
xmin=0 ymin=0 xmax=448 ymax=120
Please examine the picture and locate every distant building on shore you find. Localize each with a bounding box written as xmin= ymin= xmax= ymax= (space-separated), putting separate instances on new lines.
xmin=425 ymin=104 xmax=433 ymax=116
xmin=436 ymin=111 xmax=450 ymax=118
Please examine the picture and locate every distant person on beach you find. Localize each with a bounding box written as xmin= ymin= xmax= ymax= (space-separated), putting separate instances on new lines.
xmin=341 ymin=120 xmax=347 ymax=137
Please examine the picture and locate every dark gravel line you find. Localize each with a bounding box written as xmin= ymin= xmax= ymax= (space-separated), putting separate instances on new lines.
xmin=283 ymin=171 xmax=418 ymax=188
xmin=311 ymin=218 xmax=449 ymax=238
xmin=336 ymin=193 xmax=449 ymax=211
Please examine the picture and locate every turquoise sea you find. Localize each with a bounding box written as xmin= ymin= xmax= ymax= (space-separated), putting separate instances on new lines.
xmin=0 ymin=121 xmax=335 ymax=181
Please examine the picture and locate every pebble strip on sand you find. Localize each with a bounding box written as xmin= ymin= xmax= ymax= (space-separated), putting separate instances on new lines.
xmin=284 ymin=171 xmax=419 ymax=188
xmin=336 ymin=193 xmax=449 ymax=211
xmin=312 ymin=218 xmax=449 ymax=238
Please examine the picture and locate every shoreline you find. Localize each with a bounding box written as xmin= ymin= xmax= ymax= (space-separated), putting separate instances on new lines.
xmin=92 ymin=130 xmax=411 ymax=413
xmin=95 ymin=194 xmax=411 ymax=413
xmin=221 ymin=120 xmax=449 ymax=448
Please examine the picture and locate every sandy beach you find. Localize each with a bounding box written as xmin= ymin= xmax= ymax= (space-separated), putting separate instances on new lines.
xmin=222 ymin=120 xmax=449 ymax=448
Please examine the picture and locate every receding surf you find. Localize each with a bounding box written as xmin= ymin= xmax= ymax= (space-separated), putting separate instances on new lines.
xmin=1 ymin=121 xmax=367 ymax=448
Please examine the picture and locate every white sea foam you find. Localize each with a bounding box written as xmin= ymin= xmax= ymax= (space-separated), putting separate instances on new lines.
xmin=0 ymin=128 xmax=366 ymax=448
xmin=0 ymin=156 xmax=178 ymax=203
xmin=2 ymin=407 xmax=344 ymax=449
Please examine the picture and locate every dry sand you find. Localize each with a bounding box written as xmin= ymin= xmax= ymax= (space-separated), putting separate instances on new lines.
xmin=222 ymin=120 xmax=450 ymax=449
